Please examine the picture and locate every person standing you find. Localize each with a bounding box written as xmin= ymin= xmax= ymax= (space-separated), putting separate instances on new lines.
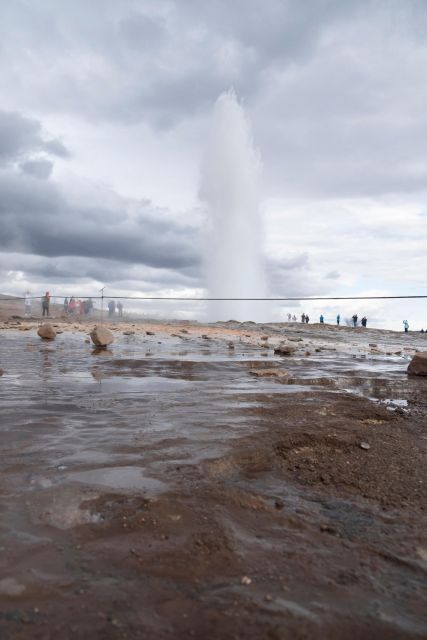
xmin=108 ymin=300 xmax=116 ymax=317
xmin=403 ymin=320 xmax=409 ymax=333
xmin=320 ymin=314 xmax=324 ymax=324
xmin=287 ymin=313 xmax=291 ymax=322
xmin=352 ymin=314 xmax=358 ymax=327
xmin=42 ymin=292 xmax=50 ymax=317
xmin=117 ymin=301 xmax=124 ymax=317
xmin=361 ymin=316 xmax=367 ymax=327
xmin=336 ymin=314 xmax=340 ymax=325
xmin=24 ymin=291 xmax=31 ymax=316
xmin=63 ymin=297 xmax=68 ymax=314
xmin=301 ymin=313 xmax=306 ymax=323
xmin=305 ymin=314 xmax=309 ymax=324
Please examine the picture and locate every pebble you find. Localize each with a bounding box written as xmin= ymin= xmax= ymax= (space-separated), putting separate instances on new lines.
xmin=241 ymin=576 xmax=252 ymax=585
xmin=360 ymin=442 xmax=371 ymax=450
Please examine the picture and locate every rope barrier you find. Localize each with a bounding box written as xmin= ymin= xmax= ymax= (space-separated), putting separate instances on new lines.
xmin=1 ymin=295 xmax=427 ymax=302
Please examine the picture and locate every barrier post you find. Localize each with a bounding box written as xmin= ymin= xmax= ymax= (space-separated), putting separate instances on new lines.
xmin=100 ymin=287 xmax=105 ymax=325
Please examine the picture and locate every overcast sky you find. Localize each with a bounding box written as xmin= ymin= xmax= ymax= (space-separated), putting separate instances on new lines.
xmin=0 ymin=0 xmax=426 ymax=328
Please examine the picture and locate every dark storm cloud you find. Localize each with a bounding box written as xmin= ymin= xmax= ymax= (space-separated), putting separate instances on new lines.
xmin=0 ymin=110 xmax=69 ymax=164
xmin=0 ymin=253 xmax=199 ymax=292
xmin=0 ymin=172 xmax=199 ymax=271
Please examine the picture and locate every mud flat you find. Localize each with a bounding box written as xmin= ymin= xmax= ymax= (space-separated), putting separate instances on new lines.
xmin=0 ymin=319 xmax=426 ymax=639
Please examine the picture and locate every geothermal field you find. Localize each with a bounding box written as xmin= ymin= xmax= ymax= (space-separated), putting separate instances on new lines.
xmin=0 ymin=315 xmax=426 ymax=639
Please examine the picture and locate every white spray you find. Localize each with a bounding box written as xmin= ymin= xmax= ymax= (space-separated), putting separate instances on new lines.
xmin=200 ymin=90 xmax=267 ymax=321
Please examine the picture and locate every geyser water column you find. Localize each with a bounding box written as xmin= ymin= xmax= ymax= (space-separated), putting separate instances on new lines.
xmin=200 ymin=90 xmax=267 ymax=322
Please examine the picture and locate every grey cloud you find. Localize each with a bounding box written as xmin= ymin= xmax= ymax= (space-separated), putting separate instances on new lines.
xmin=1 ymin=0 xmax=426 ymax=200
xmin=0 ymin=253 xmax=199 ymax=292
xmin=0 ymin=1 xmax=364 ymax=127
xmin=325 ymin=270 xmax=340 ymax=280
xmin=0 ymin=109 xmax=69 ymax=165
xmin=0 ymin=171 xmax=200 ymax=271
xmin=20 ymin=159 xmax=53 ymax=179
xmin=266 ymin=254 xmax=330 ymax=297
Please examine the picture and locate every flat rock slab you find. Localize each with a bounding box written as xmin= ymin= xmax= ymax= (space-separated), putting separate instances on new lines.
xmin=250 ymin=368 xmax=290 ymax=378
xmin=407 ymin=351 xmax=427 ymax=376
xmin=90 ymin=326 xmax=114 ymax=347
xmin=37 ymin=323 xmax=56 ymax=340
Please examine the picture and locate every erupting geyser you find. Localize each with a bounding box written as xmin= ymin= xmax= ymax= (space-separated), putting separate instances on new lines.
xmin=200 ymin=90 xmax=267 ymax=321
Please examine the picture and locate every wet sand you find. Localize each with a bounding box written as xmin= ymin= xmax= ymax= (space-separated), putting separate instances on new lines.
xmin=0 ymin=318 xmax=426 ymax=639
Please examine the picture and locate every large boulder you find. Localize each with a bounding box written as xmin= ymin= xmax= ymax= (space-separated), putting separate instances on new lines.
xmin=90 ymin=326 xmax=114 ymax=347
xmin=407 ymin=351 xmax=427 ymax=376
xmin=37 ymin=323 xmax=56 ymax=340
xmin=274 ymin=342 xmax=296 ymax=356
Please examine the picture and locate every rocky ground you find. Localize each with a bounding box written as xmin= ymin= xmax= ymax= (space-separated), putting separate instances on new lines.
xmin=0 ymin=314 xmax=426 ymax=639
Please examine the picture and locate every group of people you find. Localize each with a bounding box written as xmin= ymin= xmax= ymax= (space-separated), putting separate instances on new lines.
xmin=108 ymin=300 xmax=124 ymax=317
xmin=285 ymin=311 xmax=370 ymax=327
xmin=63 ymin=297 xmax=94 ymax=316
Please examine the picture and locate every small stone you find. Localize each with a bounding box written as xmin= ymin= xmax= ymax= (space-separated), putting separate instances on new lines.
xmin=123 ymin=330 xmax=135 ymax=336
xmin=90 ymin=326 xmax=114 ymax=347
xmin=360 ymin=442 xmax=370 ymax=450
xmin=146 ymin=331 xmax=155 ymax=336
xmin=37 ymin=323 xmax=56 ymax=340
xmin=274 ymin=342 xmax=296 ymax=356
xmin=241 ymin=576 xmax=252 ymax=585
xmin=407 ymin=351 xmax=427 ymax=376
xmin=320 ymin=524 xmax=338 ymax=534
xmin=274 ymin=498 xmax=284 ymax=510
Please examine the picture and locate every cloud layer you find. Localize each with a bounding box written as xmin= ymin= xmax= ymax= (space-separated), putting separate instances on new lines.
xmin=0 ymin=1 xmax=426 ymax=327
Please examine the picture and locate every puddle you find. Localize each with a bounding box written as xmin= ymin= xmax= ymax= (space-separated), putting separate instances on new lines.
xmin=67 ymin=466 xmax=167 ymax=494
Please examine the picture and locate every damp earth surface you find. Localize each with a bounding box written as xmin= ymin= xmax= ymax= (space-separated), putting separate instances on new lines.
xmin=0 ymin=317 xmax=426 ymax=639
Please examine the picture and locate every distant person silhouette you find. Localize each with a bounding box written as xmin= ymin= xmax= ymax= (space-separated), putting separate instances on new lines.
xmin=117 ymin=301 xmax=123 ymax=317
xmin=305 ymin=315 xmax=309 ymax=324
xmin=352 ymin=314 xmax=358 ymax=327
xmin=63 ymin=297 xmax=68 ymax=314
xmin=287 ymin=313 xmax=291 ymax=322
xmin=301 ymin=313 xmax=306 ymax=323
xmin=24 ymin=291 xmax=31 ymax=316
xmin=320 ymin=314 xmax=324 ymax=324
xmin=108 ymin=300 xmax=116 ymax=317
xmin=336 ymin=314 xmax=340 ymax=325
xmin=403 ymin=320 xmax=409 ymax=333
xmin=361 ymin=316 xmax=367 ymax=327
xmin=292 ymin=315 xmax=297 ymax=322
xmin=42 ymin=292 xmax=50 ymax=317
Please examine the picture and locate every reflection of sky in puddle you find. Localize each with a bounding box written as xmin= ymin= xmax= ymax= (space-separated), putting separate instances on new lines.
xmin=67 ymin=466 xmax=167 ymax=493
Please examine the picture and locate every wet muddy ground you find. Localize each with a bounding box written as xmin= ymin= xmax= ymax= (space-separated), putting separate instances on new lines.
xmin=0 ymin=320 xmax=426 ymax=639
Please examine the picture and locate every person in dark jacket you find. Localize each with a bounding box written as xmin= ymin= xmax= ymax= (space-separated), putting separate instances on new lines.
xmin=42 ymin=292 xmax=50 ymax=317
